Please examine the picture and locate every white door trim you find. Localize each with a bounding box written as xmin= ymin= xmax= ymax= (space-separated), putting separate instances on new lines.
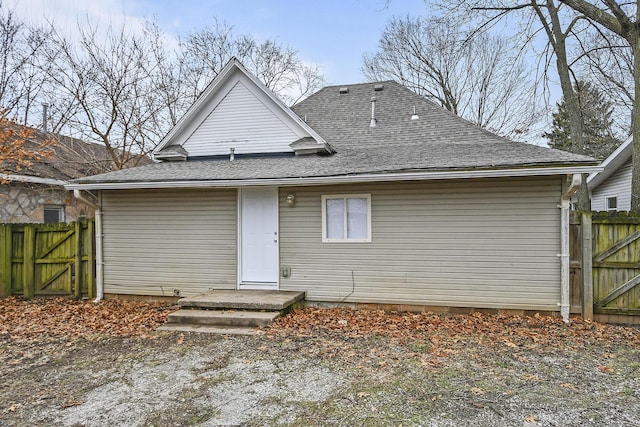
xmin=237 ymin=187 xmax=279 ymax=290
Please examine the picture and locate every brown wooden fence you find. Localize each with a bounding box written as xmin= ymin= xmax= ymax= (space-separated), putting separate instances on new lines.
xmin=571 ymin=211 xmax=640 ymax=324
xmin=0 ymin=220 xmax=95 ymax=299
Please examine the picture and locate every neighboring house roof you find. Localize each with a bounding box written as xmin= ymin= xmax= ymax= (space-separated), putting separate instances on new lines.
xmin=68 ymin=60 xmax=600 ymax=191
xmin=2 ymin=126 xmax=150 ymax=186
xmin=587 ymin=136 xmax=632 ymax=190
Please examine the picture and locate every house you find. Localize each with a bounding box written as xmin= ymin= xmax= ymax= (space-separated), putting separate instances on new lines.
xmin=587 ymin=136 xmax=632 ymax=211
xmin=0 ymin=129 xmax=118 ymax=223
xmin=67 ymin=59 xmax=600 ymax=321
xmin=0 ymin=126 xmax=152 ymax=223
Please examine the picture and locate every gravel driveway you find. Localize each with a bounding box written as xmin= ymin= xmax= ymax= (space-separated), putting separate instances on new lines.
xmin=0 ymin=301 xmax=639 ymax=426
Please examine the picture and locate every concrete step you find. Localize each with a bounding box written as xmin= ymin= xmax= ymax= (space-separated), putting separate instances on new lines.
xmin=167 ymin=309 xmax=280 ymax=327
xmin=157 ymin=324 xmax=257 ymax=335
xmin=178 ymin=290 xmax=305 ymax=311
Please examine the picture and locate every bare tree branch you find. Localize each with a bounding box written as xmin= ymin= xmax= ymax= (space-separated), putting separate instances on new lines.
xmin=362 ymin=14 xmax=541 ymax=139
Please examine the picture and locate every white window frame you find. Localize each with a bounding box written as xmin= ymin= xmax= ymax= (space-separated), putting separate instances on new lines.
xmin=605 ymin=195 xmax=618 ymax=212
xmin=43 ymin=205 xmax=65 ymax=223
xmin=321 ymin=194 xmax=372 ymax=243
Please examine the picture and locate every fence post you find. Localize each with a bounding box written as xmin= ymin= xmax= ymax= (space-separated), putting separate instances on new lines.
xmin=581 ymin=212 xmax=593 ymax=320
xmin=0 ymin=224 xmax=12 ymax=297
xmin=74 ymin=221 xmax=82 ymax=299
xmin=22 ymin=225 xmax=35 ymax=299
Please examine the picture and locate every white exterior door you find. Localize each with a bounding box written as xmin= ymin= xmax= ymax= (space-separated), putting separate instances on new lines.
xmin=240 ymin=187 xmax=279 ymax=288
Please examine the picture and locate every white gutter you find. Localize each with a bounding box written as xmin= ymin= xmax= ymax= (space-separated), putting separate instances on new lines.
xmin=559 ymin=174 xmax=582 ymax=323
xmin=66 ymin=165 xmax=602 ymax=191
xmin=73 ymin=190 xmax=103 ymax=302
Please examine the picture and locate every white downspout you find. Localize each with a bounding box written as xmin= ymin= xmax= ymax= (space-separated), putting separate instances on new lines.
xmin=73 ymin=190 xmax=103 ymax=302
xmin=559 ymin=174 xmax=581 ymax=323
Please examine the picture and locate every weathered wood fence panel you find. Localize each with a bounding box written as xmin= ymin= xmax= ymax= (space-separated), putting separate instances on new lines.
xmin=591 ymin=213 xmax=640 ymax=317
xmin=572 ymin=211 xmax=640 ymax=324
xmin=569 ymin=217 xmax=582 ymax=313
xmin=0 ymin=220 xmax=95 ymax=298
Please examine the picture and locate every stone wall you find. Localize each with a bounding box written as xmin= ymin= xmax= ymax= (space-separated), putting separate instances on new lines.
xmin=0 ymin=182 xmax=95 ymax=223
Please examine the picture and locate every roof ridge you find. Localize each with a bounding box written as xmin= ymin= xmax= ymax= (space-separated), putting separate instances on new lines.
xmin=321 ymin=80 xmax=397 ymax=89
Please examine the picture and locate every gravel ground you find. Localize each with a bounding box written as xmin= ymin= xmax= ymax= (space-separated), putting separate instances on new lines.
xmin=0 ymin=304 xmax=639 ymax=426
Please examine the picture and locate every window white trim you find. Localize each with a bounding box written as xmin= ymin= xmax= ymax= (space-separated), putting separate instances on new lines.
xmin=321 ymin=194 xmax=371 ymax=243
xmin=605 ymin=195 xmax=618 ymax=212
xmin=43 ymin=205 xmax=65 ymax=223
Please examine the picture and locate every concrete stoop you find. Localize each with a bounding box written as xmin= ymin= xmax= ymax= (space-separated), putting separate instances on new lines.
xmin=158 ymin=290 xmax=305 ymax=335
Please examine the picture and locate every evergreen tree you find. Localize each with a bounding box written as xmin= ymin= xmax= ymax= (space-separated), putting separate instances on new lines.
xmin=544 ymin=81 xmax=622 ymax=159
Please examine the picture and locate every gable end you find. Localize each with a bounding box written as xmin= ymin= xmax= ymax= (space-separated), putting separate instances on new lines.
xmin=153 ymin=58 xmax=332 ymax=161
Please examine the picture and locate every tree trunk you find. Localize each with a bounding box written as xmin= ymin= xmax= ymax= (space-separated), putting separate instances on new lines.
xmin=547 ymin=2 xmax=589 ymax=210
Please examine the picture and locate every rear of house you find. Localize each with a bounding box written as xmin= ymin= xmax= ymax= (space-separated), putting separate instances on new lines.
xmin=69 ymin=59 xmax=599 ymax=318
xmin=100 ymin=177 xmax=562 ymax=311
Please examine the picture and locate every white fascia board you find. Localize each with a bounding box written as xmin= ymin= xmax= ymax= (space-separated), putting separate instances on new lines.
xmin=65 ymin=165 xmax=602 ymax=191
xmin=1 ymin=173 xmax=67 ymax=186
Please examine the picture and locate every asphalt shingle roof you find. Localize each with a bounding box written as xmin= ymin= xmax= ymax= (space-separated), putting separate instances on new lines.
xmin=1 ymin=128 xmax=115 ymax=182
xmin=71 ymin=81 xmax=596 ymax=186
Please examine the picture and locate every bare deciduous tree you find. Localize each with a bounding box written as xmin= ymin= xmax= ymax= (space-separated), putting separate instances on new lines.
xmin=362 ymin=15 xmax=541 ymax=139
xmin=0 ymin=8 xmax=324 ymax=171
xmin=0 ymin=2 xmax=50 ymax=125
xmin=575 ymin=27 xmax=633 ymax=126
xmin=431 ymin=0 xmax=597 ymax=209
xmin=40 ymin=21 xmax=158 ymax=169
xmin=556 ymin=0 xmax=640 ymax=211
xmin=179 ymin=23 xmax=325 ymax=106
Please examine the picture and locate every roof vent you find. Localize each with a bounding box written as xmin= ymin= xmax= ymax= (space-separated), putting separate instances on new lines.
xmin=370 ymin=96 xmax=377 ymax=128
xmin=411 ymin=105 xmax=419 ymax=121
xmin=42 ymin=103 xmax=49 ymax=133
xmin=374 ymin=84 xmax=384 ymax=91
xmin=339 ymin=87 xmax=349 ymax=94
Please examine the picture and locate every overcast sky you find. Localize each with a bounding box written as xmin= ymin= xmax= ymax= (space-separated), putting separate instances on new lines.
xmin=6 ymin=0 xmax=429 ymax=84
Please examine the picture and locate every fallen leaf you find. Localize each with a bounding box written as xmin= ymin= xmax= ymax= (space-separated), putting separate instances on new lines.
xmin=61 ymin=400 xmax=84 ymax=408
xmin=525 ymin=414 xmax=539 ymax=423
xmin=503 ymin=339 xmax=518 ymax=348
xmin=470 ymin=387 xmax=485 ymax=396
xmin=599 ymin=365 xmax=614 ymax=373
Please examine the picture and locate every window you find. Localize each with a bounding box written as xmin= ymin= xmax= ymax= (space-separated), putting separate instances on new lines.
xmin=605 ymin=196 xmax=618 ymax=212
xmin=43 ymin=205 xmax=64 ymax=223
xmin=321 ymin=194 xmax=371 ymax=242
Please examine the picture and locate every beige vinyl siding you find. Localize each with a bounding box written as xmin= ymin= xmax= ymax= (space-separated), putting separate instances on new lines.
xmin=101 ymin=188 xmax=237 ymax=297
xmin=279 ymin=177 xmax=562 ymax=310
xmin=591 ymin=159 xmax=631 ymax=211
xmin=184 ymin=80 xmax=297 ymax=156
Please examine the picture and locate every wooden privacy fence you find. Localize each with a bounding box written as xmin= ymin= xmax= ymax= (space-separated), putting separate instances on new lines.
xmin=571 ymin=212 xmax=640 ymax=324
xmin=0 ymin=220 xmax=95 ymax=299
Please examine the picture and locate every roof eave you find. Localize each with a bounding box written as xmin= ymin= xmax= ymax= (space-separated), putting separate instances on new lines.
xmin=587 ymin=136 xmax=632 ymax=190
xmin=1 ymin=173 xmax=67 ymax=186
xmin=66 ymin=164 xmax=602 ymax=191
